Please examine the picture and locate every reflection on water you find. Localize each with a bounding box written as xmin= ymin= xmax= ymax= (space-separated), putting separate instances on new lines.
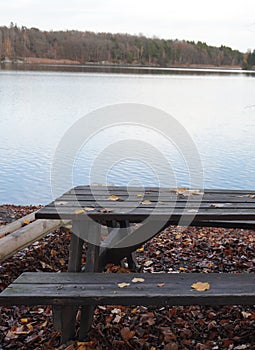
xmin=0 ymin=66 xmax=255 ymax=204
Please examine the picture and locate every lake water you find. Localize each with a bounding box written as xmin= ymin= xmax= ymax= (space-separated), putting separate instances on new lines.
xmin=0 ymin=65 xmax=255 ymax=205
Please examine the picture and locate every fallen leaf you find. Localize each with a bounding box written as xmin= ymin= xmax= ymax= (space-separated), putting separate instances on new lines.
xmin=100 ymin=208 xmax=113 ymax=213
xmin=111 ymin=308 xmax=121 ymax=314
xmin=84 ymin=207 xmax=95 ymax=212
xmin=55 ymin=201 xmax=68 ymax=206
xmin=108 ymin=195 xmax=120 ymax=201
xmin=141 ymin=200 xmax=152 ymax=205
xmin=50 ymin=249 xmax=57 ymax=256
xmin=75 ymin=209 xmax=85 ymax=214
xmin=242 ymin=311 xmax=252 ymax=318
xmin=191 ymin=281 xmax=210 ymax=291
xmin=23 ymin=219 xmax=30 ymax=225
xmin=20 ymin=318 xmax=28 ymax=323
xmin=157 ymin=283 xmax=165 ymax=287
xmin=118 ymin=282 xmax=130 ymax=288
xmin=26 ymin=323 xmax=34 ymax=332
xmin=120 ymin=327 xmax=135 ymax=341
xmin=211 ymin=203 xmax=225 ymax=208
xmin=137 ymin=247 xmax=144 ymax=252
xmin=179 ymin=267 xmax=185 ymax=271
xmin=113 ymin=314 xmax=122 ymax=323
xmin=59 ymin=258 xmax=66 ymax=266
xmin=132 ymin=277 xmax=145 ymax=283
xmin=137 ymin=194 xmax=143 ymax=198
xmin=144 ymin=260 xmax=153 ymax=267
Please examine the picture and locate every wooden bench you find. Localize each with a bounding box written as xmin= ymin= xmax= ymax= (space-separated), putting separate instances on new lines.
xmin=1 ymin=272 xmax=255 ymax=342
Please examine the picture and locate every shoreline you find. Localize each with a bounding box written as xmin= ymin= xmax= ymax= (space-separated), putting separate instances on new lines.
xmin=0 ymin=58 xmax=246 ymax=71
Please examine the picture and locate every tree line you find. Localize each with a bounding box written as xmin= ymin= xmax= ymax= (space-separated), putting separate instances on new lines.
xmin=0 ymin=23 xmax=253 ymax=68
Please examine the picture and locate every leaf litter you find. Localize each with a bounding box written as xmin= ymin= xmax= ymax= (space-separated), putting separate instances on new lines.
xmin=1 ymin=206 xmax=255 ymax=349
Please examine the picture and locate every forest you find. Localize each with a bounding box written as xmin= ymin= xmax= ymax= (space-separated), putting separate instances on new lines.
xmin=0 ymin=23 xmax=254 ymax=69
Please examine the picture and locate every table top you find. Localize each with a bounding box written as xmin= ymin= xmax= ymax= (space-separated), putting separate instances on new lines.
xmin=35 ymin=186 xmax=255 ymax=227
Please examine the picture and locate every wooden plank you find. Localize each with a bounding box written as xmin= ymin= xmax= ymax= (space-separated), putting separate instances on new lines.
xmin=71 ymin=186 xmax=255 ymax=195
xmin=0 ymin=219 xmax=69 ymax=262
xmin=79 ymin=220 xmax=101 ymax=340
xmin=58 ymin=193 xmax=255 ymax=202
xmin=53 ymin=221 xmax=84 ymax=341
xmin=46 ymin=201 xmax=255 ymax=209
xmin=0 ymin=210 xmax=38 ymax=237
xmin=35 ymin=207 xmax=255 ymax=222
xmin=2 ymin=272 xmax=255 ymax=306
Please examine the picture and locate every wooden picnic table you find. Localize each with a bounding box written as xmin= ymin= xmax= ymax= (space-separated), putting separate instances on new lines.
xmin=1 ymin=185 xmax=255 ymax=343
xmin=35 ymin=185 xmax=255 ymax=341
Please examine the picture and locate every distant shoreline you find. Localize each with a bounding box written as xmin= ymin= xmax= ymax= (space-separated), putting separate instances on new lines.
xmin=0 ymin=56 xmax=244 ymax=71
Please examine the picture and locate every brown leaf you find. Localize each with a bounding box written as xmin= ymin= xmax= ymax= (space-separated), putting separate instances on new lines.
xmin=191 ymin=281 xmax=210 ymax=291
xmin=120 ymin=327 xmax=135 ymax=341
xmin=157 ymin=283 xmax=165 ymax=287
xmin=164 ymin=343 xmax=179 ymax=350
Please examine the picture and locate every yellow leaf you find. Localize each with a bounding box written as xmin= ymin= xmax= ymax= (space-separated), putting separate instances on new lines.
xmin=26 ymin=323 xmax=34 ymax=331
xmin=137 ymin=194 xmax=143 ymax=198
xmin=108 ymin=195 xmax=120 ymax=201
xmin=137 ymin=247 xmax=144 ymax=252
xmin=132 ymin=277 xmax=145 ymax=283
xmin=20 ymin=318 xmax=28 ymax=323
xmin=117 ymin=282 xmax=130 ymax=288
xmin=75 ymin=209 xmax=85 ymax=214
xmin=131 ymin=307 xmax=137 ymax=314
xmin=179 ymin=267 xmax=185 ymax=271
xmin=191 ymin=281 xmax=210 ymax=291
xmin=141 ymin=200 xmax=152 ymax=205
xmin=23 ymin=219 xmax=30 ymax=225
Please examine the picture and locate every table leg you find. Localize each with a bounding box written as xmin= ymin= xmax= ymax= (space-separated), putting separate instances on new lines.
xmin=53 ymin=221 xmax=84 ymax=343
xmin=79 ymin=220 xmax=101 ymax=341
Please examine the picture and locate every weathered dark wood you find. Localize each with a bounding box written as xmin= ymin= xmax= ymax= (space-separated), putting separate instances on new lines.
xmin=79 ymin=220 xmax=101 ymax=341
xmin=2 ymin=272 xmax=255 ymax=306
xmin=53 ymin=220 xmax=84 ymax=342
xmin=35 ymin=186 xmax=255 ymax=227
xmin=68 ymin=221 xmax=84 ymax=272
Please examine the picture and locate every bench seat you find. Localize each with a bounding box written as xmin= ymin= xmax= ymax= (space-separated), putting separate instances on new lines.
xmin=1 ymin=272 xmax=255 ymax=307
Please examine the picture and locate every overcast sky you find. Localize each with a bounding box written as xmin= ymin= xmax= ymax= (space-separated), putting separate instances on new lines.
xmin=0 ymin=0 xmax=254 ymax=52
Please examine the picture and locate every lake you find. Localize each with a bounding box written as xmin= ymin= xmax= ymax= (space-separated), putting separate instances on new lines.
xmin=0 ymin=64 xmax=255 ymax=205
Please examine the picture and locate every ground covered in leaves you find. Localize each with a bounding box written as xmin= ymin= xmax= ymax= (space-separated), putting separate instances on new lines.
xmin=1 ymin=206 xmax=255 ymax=349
